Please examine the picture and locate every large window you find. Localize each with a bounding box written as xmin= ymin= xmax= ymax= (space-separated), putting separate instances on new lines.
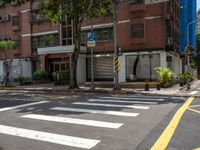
xmin=81 ymin=27 xmax=113 ymax=42
xmin=131 ymin=24 xmax=144 ymax=38
xmin=62 ymin=15 xmax=73 ymax=45
xmin=31 ymin=34 xmax=58 ymax=50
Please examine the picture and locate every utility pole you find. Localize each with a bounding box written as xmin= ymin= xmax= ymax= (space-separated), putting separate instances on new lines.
xmin=90 ymin=24 xmax=95 ymax=91
xmin=110 ymin=0 xmax=120 ymax=90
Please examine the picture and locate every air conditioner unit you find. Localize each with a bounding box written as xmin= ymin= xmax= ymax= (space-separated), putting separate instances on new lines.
xmin=11 ymin=0 xmax=18 ymax=5
xmin=2 ymin=14 xmax=10 ymax=22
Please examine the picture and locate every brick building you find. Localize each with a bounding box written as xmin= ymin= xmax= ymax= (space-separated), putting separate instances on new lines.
xmin=0 ymin=0 xmax=181 ymax=83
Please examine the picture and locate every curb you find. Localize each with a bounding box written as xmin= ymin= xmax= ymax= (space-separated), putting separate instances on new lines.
xmin=0 ymin=87 xmax=192 ymax=97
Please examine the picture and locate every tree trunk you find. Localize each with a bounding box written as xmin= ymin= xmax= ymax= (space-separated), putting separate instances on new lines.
xmin=133 ymin=55 xmax=140 ymax=78
xmin=69 ymin=13 xmax=81 ymax=89
xmin=1 ymin=60 xmax=12 ymax=87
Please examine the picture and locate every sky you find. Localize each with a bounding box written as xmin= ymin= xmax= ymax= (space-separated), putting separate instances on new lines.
xmin=198 ymin=0 xmax=200 ymax=10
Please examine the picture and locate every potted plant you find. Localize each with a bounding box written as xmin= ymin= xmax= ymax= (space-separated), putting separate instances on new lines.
xmin=154 ymin=67 xmax=174 ymax=87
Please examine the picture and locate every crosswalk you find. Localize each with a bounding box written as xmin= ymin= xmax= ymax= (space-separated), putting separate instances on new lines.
xmin=0 ymin=95 xmax=167 ymax=149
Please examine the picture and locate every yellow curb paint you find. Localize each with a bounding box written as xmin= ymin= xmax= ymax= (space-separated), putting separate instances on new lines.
xmin=150 ymin=97 xmax=194 ymax=150
xmin=194 ymin=148 xmax=200 ymax=150
xmin=187 ymin=108 xmax=200 ymax=114
xmin=189 ymin=105 xmax=200 ymax=108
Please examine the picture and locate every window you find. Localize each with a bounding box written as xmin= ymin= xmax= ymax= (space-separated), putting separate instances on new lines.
xmin=12 ymin=16 xmax=19 ymax=26
xmin=31 ymin=34 xmax=58 ymax=49
xmin=62 ymin=16 xmax=73 ymax=46
xmin=131 ymin=24 xmax=144 ymax=38
xmin=31 ymin=10 xmax=44 ymax=23
xmin=13 ymin=40 xmax=20 ymax=50
xmin=128 ymin=0 xmax=143 ymax=4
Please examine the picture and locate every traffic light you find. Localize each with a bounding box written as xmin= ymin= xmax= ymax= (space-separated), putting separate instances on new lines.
xmin=117 ymin=46 xmax=123 ymax=56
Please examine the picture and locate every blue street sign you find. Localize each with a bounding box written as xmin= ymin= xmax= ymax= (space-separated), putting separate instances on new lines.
xmin=87 ymin=32 xmax=96 ymax=41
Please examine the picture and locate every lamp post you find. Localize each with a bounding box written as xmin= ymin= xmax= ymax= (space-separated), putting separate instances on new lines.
xmin=186 ymin=20 xmax=197 ymax=72
xmin=187 ymin=20 xmax=197 ymax=46
xmin=110 ymin=0 xmax=120 ymax=90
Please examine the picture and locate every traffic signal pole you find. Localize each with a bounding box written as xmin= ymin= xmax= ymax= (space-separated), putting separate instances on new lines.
xmin=111 ymin=0 xmax=120 ymax=90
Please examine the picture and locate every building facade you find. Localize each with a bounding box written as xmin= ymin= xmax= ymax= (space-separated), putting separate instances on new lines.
xmin=0 ymin=0 xmax=181 ymax=83
xmin=180 ymin=0 xmax=197 ymax=54
xmin=82 ymin=0 xmax=181 ymax=82
xmin=198 ymin=10 xmax=200 ymax=33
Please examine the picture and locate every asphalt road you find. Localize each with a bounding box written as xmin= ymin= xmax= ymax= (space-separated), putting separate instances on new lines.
xmin=0 ymin=92 xmax=187 ymax=150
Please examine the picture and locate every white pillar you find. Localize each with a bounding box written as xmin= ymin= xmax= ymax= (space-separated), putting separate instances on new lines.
xmin=160 ymin=51 xmax=167 ymax=67
xmin=119 ymin=55 xmax=126 ymax=83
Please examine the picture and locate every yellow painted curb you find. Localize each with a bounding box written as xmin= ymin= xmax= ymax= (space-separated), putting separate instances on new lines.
xmin=150 ymin=97 xmax=194 ymax=150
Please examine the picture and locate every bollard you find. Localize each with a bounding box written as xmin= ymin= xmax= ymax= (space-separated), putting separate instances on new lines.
xmin=145 ymin=81 xmax=149 ymax=91
xmin=156 ymin=83 xmax=161 ymax=90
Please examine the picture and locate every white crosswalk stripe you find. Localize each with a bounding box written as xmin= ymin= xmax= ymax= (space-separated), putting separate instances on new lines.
xmin=88 ymin=99 xmax=158 ymax=104
xmin=100 ymin=96 xmax=165 ymax=101
xmin=0 ymin=124 xmax=100 ymax=149
xmin=73 ymin=102 xmax=150 ymax=109
xmin=0 ymin=101 xmax=49 ymax=112
xmin=51 ymin=107 xmax=139 ymax=117
xmin=22 ymin=114 xmax=123 ymax=129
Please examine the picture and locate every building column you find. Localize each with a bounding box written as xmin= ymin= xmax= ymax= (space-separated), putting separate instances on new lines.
xmin=39 ymin=54 xmax=47 ymax=70
xmin=160 ymin=51 xmax=167 ymax=67
xmin=119 ymin=55 xmax=126 ymax=83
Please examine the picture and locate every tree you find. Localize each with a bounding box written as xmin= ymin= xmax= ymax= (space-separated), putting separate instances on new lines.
xmin=2 ymin=0 xmax=111 ymax=89
xmin=39 ymin=0 xmax=111 ymax=89
xmin=0 ymin=40 xmax=15 ymax=86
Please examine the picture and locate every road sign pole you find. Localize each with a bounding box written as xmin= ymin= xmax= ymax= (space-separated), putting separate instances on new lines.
xmin=111 ymin=0 xmax=120 ymax=90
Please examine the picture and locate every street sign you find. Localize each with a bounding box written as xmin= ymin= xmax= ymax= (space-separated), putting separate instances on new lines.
xmin=87 ymin=32 xmax=96 ymax=41
xmin=87 ymin=41 xmax=95 ymax=47
xmin=87 ymin=32 xmax=96 ymax=47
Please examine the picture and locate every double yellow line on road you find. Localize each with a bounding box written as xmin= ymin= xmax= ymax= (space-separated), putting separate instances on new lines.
xmin=151 ymin=97 xmax=194 ymax=150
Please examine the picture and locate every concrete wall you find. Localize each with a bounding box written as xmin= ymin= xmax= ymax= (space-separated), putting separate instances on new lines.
xmin=21 ymin=61 xmax=32 ymax=77
xmin=77 ymin=54 xmax=86 ymax=84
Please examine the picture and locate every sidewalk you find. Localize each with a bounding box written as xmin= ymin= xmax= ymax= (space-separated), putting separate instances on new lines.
xmin=2 ymin=80 xmax=200 ymax=97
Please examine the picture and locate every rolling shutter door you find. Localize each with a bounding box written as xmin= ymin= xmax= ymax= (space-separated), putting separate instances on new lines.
xmin=88 ymin=57 xmax=114 ymax=81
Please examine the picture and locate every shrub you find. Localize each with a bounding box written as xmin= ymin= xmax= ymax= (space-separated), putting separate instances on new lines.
xmin=154 ymin=67 xmax=174 ymax=86
xmin=33 ymin=70 xmax=48 ymax=80
xmin=178 ymin=72 xmax=194 ymax=86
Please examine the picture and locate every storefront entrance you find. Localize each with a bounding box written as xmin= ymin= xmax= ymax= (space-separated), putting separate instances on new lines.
xmin=48 ymin=58 xmax=70 ymax=81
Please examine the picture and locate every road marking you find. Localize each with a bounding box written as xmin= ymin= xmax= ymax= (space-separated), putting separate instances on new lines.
xmin=88 ymin=99 xmax=157 ymax=104
xmin=0 ymin=101 xmax=48 ymax=112
xmin=150 ymin=97 xmax=194 ymax=150
xmin=0 ymin=124 xmax=100 ymax=149
xmin=111 ymin=95 xmax=169 ymax=99
xmin=189 ymin=105 xmax=200 ymax=108
xmin=100 ymin=96 xmax=165 ymax=101
xmin=73 ymin=102 xmax=149 ymax=109
xmin=189 ymin=91 xmax=198 ymax=95
xmin=194 ymin=148 xmax=200 ymax=150
xmin=187 ymin=108 xmax=200 ymax=114
xmin=22 ymin=114 xmax=123 ymax=129
xmin=51 ymin=107 xmax=139 ymax=117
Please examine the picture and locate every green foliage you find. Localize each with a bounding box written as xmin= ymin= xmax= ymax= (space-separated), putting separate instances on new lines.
xmin=154 ymin=67 xmax=174 ymax=85
xmin=0 ymin=40 xmax=15 ymax=51
xmin=178 ymin=72 xmax=194 ymax=85
xmin=41 ymin=34 xmax=57 ymax=42
xmin=15 ymin=75 xmax=32 ymax=82
xmin=38 ymin=0 xmax=112 ymax=24
xmin=33 ymin=70 xmax=48 ymax=80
